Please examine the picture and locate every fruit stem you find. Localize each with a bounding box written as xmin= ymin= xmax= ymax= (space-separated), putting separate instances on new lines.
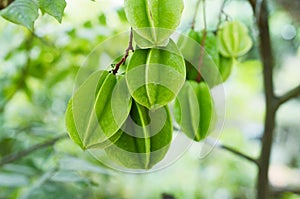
xmin=191 ymin=0 xmax=201 ymax=30
xmin=112 ymin=27 xmax=134 ymax=75
xmin=196 ymin=0 xmax=207 ymax=83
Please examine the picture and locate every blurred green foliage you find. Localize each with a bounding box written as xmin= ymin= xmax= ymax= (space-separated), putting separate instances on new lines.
xmin=1 ymin=0 xmax=66 ymax=30
xmin=0 ymin=0 xmax=299 ymax=199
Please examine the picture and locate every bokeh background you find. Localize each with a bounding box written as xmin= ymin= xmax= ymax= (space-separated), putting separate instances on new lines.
xmin=0 ymin=0 xmax=300 ymax=198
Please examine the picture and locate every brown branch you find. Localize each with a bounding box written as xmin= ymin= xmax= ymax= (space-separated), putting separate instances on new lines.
xmin=256 ymin=0 xmax=278 ymax=198
xmin=111 ymin=28 xmax=134 ymax=75
xmin=248 ymin=0 xmax=256 ymax=12
xmin=219 ymin=144 xmax=259 ymax=166
xmin=271 ymin=186 xmax=300 ymax=196
xmin=237 ymin=2 xmax=300 ymax=199
xmin=173 ymin=126 xmax=259 ymax=166
xmin=0 ymin=0 xmax=14 ymax=10
xmin=277 ymin=84 xmax=300 ymax=107
xmin=0 ymin=134 xmax=67 ymax=167
xmin=161 ymin=193 xmax=175 ymax=199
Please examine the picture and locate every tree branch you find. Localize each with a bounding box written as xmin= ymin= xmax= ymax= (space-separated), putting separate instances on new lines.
xmin=248 ymin=0 xmax=256 ymax=11
xmin=271 ymin=186 xmax=300 ymax=196
xmin=0 ymin=0 xmax=14 ymax=9
xmin=111 ymin=28 xmax=134 ymax=75
xmin=256 ymin=0 xmax=278 ymax=198
xmin=277 ymin=84 xmax=300 ymax=106
xmin=205 ymin=138 xmax=259 ymax=166
xmin=0 ymin=134 xmax=67 ymax=167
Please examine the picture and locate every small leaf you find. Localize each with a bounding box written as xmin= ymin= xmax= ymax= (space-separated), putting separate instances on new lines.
xmin=38 ymin=0 xmax=66 ymax=23
xmin=126 ymin=39 xmax=186 ymax=109
xmin=83 ymin=21 xmax=92 ymax=28
xmin=124 ymin=0 xmax=184 ymax=48
xmin=0 ymin=138 xmax=15 ymax=156
xmin=0 ymin=173 xmax=28 ymax=187
xmin=105 ymin=101 xmax=172 ymax=169
xmin=174 ymin=81 xmax=214 ymax=141
xmin=98 ymin=13 xmax=107 ymax=25
xmin=1 ymin=0 xmax=39 ymax=31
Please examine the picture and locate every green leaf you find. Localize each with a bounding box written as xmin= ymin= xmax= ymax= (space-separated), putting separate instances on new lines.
xmin=0 ymin=138 xmax=15 ymax=156
xmin=50 ymin=171 xmax=87 ymax=183
xmin=126 ymin=39 xmax=186 ymax=110
xmin=217 ymin=21 xmax=253 ymax=58
xmin=1 ymin=0 xmax=39 ymax=31
xmin=98 ymin=13 xmax=107 ymax=25
xmin=59 ymin=157 xmax=110 ymax=174
xmin=124 ymin=0 xmax=184 ymax=48
xmin=46 ymin=68 xmax=71 ymax=88
xmin=116 ymin=9 xmax=126 ymax=22
xmin=0 ymin=173 xmax=29 ymax=187
xmin=65 ymin=71 xmax=132 ymax=150
xmin=38 ymin=0 xmax=66 ymax=23
xmin=174 ymin=81 xmax=213 ymax=141
xmin=105 ymin=101 xmax=172 ymax=169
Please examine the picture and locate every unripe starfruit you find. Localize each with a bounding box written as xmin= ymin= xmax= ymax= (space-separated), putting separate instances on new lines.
xmin=174 ymin=81 xmax=214 ymax=141
xmin=105 ymin=100 xmax=172 ymax=169
xmin=217 ymin=21 xmax=253 ymax=58
xmin=126 ymin=39 xmax=186 ymax=110
xmin=124 ymin=0 xmax=184 ymax=48
xmin=65 ymin=70 xmax=132 ymax=150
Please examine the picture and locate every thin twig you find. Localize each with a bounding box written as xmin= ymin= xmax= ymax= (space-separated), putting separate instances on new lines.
xmin=220 ymin=144 xmax=260 ymax=166
xmin=276 ymin=84 xmax=300 ymax=107
xmin=205 ymin=137 xmax=260 ymax=166
xmin=196 ymin=0 xmax=207 ymax=83
xmin=32 ymin=33 xmax=56 ymax=48
xmin=111 ymin=28 xmax=134 ymax=75
xmin=271 ymin=186 xmax=300 ymax=196
xmin=0 ymin=134 xmax=67 ymax=167
xmin=216 ymin=0 xmax=228 ymax=29
xmin=191 ymin=0 xmax=202 ymax=30
xmin=173 ymin=126 xmax=259 ymax=165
